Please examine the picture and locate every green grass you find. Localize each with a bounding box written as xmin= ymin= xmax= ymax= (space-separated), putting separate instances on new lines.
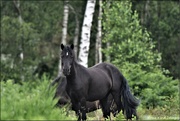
xmin=1 ymin=77 xmax=179 ymax=120
xmin=131 ymin=104 xmax=179 ymax=120
xmin=85 ymin=105 xmax=179 ymax=120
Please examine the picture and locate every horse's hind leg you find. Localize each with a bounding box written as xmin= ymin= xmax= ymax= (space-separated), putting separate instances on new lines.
xmin=100 ymin=96 xmax=111 ymax=119
xmin=111 ymin=91 xmax=123 ymax=114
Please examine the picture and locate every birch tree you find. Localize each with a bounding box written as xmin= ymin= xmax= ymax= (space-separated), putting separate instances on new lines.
xmin=95 ymin=0 xmax=102 ymax=64
xmin=105 ymin=0 xmax=111 ymax=62
xmin=78 ymin=0 xmax=96 ymax=67
xmin=61 ymin=1 xmax=69 ymax=45
xmin=58 ymin=0 xmax=69 ymax=74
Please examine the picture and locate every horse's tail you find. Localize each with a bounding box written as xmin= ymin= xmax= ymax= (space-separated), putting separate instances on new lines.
xmin=121 ymin=76 xmax=140 ymax=120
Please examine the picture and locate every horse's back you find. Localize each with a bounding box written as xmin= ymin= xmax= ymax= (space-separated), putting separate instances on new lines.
xmin=93 ymin=62 xmax=120 ymax=75
xmin=93 ymin=62 xmax=123 ymax=90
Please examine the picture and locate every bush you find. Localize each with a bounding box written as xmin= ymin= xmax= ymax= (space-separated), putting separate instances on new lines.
xmin=120 ymin=63 xmax=178 ymax=109
xmin=1 ymin=76 xmax=75 ymax=120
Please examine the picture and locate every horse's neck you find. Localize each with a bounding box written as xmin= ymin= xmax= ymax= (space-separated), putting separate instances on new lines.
xmin=67 ymin=61 xmax=85 ymax=80
xmin=66 ymin=61 xmax=82 ymax=81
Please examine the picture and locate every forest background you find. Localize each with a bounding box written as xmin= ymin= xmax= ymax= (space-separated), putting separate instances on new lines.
xmin=1 ymin=0 xmax=179 ymax=120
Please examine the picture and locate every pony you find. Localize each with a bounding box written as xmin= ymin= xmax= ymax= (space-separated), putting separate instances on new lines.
xmin=60 ymin=44 xmax=139 ymax=120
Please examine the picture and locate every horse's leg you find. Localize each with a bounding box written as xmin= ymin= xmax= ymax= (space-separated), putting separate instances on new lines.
xmin=111 ymin=91 xmax=123 ymax=114
xmin=71 ymin=101 xmax=81 ymax=121
xmin=80 ymin=98 xmax=87 ymax=121
xmin=134 ymin=111 xmax=139 ymax=120
xmin=100 ymin=96 xmax=111 ymax=119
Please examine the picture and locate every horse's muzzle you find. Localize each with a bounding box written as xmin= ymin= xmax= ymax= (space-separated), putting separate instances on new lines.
xmin=63 ymin=68 xmax=70 ymax=76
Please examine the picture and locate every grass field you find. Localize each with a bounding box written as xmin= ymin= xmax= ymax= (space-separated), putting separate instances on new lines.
xmin=1 ymin=78 xmax=179 ymax=120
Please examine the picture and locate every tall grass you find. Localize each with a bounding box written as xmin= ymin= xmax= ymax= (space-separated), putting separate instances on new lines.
xmin=1 ymin=76 xmax=75 ymax=120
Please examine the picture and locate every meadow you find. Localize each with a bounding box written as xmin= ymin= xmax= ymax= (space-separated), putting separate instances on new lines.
xmin=1 ymin=76 xmax=179 ymax=120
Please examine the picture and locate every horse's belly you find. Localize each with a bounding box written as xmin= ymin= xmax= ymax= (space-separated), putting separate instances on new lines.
xmin=87 ymin=91 xmax=108 ymax=101
xmin=87 ymin=79 xmax=111 ymax=101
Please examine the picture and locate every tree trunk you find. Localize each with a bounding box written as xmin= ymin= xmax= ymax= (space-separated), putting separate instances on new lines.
xmin=68 ymin=4 xmax=79 ymax=59
xmin=95 ymin=34 xmax=99 ymax=64
xmin=13 ymin=0 xmax=24 ymax=81
xmin=157 ymin=1 xmax=161 ymax=53
xmin=78 ymin=0 xmax=96 ymax=67
xmin=106 ymin=42 xmax=110 ymax=62
xmin=61 ymin=0 xmax=69 ymax=45
xmin=97 ymin=0 xmax=102 ymax=63
xmin=58 ymin=0 xmax=69 ymax=74
xmin=105 ymin=0 xmax=110 ymax=63
xmin=140 ymin=3 xmax=144 ymax=25
xmin=144 ymin=0 xmax=150 ymax=26
xmin=95 ymin=0 xmax=102 ymax=64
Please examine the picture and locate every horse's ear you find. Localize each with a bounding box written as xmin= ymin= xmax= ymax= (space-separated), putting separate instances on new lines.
xmin=70 ymin=44 xmax=74 ymax=50
xmin=61 ymin=44 xmax=64 ymax=50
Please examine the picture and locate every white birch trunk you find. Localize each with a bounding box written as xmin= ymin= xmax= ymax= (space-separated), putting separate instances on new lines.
xmin=97 ymin=0 xmax=102 ymax=63
xmin=78 ymin=0 xmax=96 ymax=67
xmin=58 ymin=0 xmax=69 ymax=74
xmin=105 ymin=0 xmax=110 ymax=63
xmin=61 ymin=0 xmax=69 ymax=45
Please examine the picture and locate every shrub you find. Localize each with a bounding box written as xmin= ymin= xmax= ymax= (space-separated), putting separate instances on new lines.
xmin=1 ymin=76 xmax=75 ymax=120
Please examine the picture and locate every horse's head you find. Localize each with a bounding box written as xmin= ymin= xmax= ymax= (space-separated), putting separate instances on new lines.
xmin=61 ymin=44 xmax=74 ymax=76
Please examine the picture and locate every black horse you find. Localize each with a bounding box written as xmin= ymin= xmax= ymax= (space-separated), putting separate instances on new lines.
xmin=60 ymin=44 xmax=139 ymax=120
xmin=51 ymin=75 xmax=118 ymax=115
xmin=51 ymin=76 xmax=100 ymax=112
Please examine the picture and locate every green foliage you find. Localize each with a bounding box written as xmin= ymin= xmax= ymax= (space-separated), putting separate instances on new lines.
xmin=1 ymin=15 xmax=39 ymax=82
xmin=1 ymin=1 xmax=88 ymax=82
xmin=1 ymin=76 xmax=75 ymax=120
xmin=102 ymin=1 xmax=160 ymax=69
xmin=133 ymin=1 xmax=180 ymax=79
xmin=151 ymin=1 xmax=180 ymax=79
xmin=102 ymin=0 xmax=178 ymax=111
xmin=1 ymin=1 xmax=64 ymax=82
xmin=1 ymin=1 xmax=179 ymax=119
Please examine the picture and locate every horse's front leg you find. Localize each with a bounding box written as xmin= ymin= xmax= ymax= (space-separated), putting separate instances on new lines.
xmin=80 ymin=98 xmax=87 ymax=120
xmin=77 ymin=109 xmax=81 ymax=121
xmin=72 ymin=101 xmax=81 ymax=121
